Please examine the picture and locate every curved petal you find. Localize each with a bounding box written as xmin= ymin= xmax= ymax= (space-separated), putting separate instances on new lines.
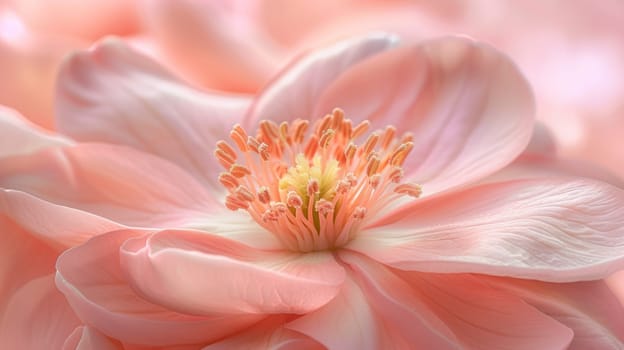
xmin=340 ymin=251 xmax=573 ymax=350
xmin=202 ymin=316 xmax=323 ymax=350
xmin=63 ymin=326 xmax=124 ymax=350
xmin=0 ymin=213 xmax=57 ymax=316
xmin=0 ymin=189 xmax=121 ymax=249
xmin=245 ymin=33 xmax=399 ymax=127
xmin=0 ymin=275 xmax=81 ymax=350
xmin=316 ymin=37 xmax=534 ymax=194
xmin=349 ymin=178 xmax=624 ymax=282
xmin=0 ymin=105 xmax=71 ymax=157
xmin=606 ymin=270 xmax=624 ymax=307
xmin=285 ymin=276 xmax=385 ymax=350
xmin=482 ymin=276 xmax=624 ymax=350
xmin=120 ymin=229 xmax=345 ymax=315
xmin=55 ymin=38 xmax=251 ymax=192
xmin=0 ymin=143 xmax=218 ymax=228
xmin=482 ymin=154 xmax=624 ymax=190
xmin=56 ymin=230 xmax=264 ymax=347
xmin=142 ymin=0 xmax=278 ymax=92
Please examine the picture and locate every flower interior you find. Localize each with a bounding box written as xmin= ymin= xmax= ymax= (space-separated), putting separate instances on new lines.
xmin=216 ymin=108 xmax=422 ymax=252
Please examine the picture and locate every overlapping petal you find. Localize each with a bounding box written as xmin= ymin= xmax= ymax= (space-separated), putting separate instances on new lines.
xmin=481 ymin=276 xmax=624 ymax=349
xmin=202 ymin=316 xmax=323 ymax=350
xmin=120 ymin=229 xmax=345 ymax=315
xmin=63 ymin=326 xmax=124 ymax=350
xmin=285 ymin=276 xmax=385 ymax=350
xmin=341 ymin=252 xmax=573 ymax=350
xmin=0 ymin=214 xmax=57 ymax=316
xmin=0 ymin=106 xmax=71 ymax=157
xmin=0 ymin=143 xmax=217 ymax=228
xmin=248 ymin=35 xmax=533 ymax=195
xmin=0 ymin=189 xmax=121 ymax=249
xmin=0 ymin=275 xmax=81 ymax=350
xmin=56 ymin=230 xmax=264 ymax=347
xmin=349 ymin=178 xmax=624 ymax=282
xmin=55 ymin=38 xmax=251 ymax=192
xmin=245 ymin=33 xmax=399 ymax=127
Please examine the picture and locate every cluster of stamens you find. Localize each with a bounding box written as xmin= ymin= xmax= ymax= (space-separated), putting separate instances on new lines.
xmin=215 ymin=108 xmax=422 ymax=252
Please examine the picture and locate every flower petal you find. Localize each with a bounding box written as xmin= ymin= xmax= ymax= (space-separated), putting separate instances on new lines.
xmin=316 ymin=37 xmax=534 ymax=194
xmin=0 ymin=275 xmax=81 ymax=350
xmin=0 ymin=189 xmax=121 ymax=249
xmin=606 ymin=271 xmax=624 ymax=307
xmin=55 ymin=38 xmax=251 ymax=192
xmin=120 ymin=229 xmax=345 ymax=315
xmin=63 ymin=326 xmax=124 ymax=350
xmin=482 ymin=276 xmax=624 ymax=350
xmin=285 ymin=276 xmax=384 ymax=350
xmin=245 ymin=33 xmax=399 ymax=127
xmin=341 ymin=251 xmax=573 ymax=350
xmin=0 ymin=209 xmax=57 ymax=316
xmin=202 ymin=316 xmax=323 ymax=350
xmin=56 ymin=230 xmax=264 ymax=347
xmin=350 ymin=178 xmax=624 ymax=282
xmin=0 ymin=105 xmax=71 ymax=157
xmin=483 ymin=154 xmax=624 ymax=190
xmin=0 ymin=143 xmax=217 ymax=228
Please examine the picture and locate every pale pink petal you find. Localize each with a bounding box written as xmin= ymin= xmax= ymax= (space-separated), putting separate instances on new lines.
xmin=482 ymin=276 xmax=624 ymax=350
xmin=63 ymin=327 xmax=124 ymax=350
xmin=141 ymin=0 xmax=278 ymax=92
xmin=341 ymin=251 xmax=574 ymax=350
xmin=1 ymin=189 xmax=121 ymax=249
xmin=0 ymin=275 xmax=81 ymax=350
xmin=315 ymin=37 xmax=534 ymax=194
xmin=120 ymin=229 xmax=345 ymax=315
xmin=56 ymin=38 xmax=251 ymax=192
xmin=203 ymin=316 xmax=323 ymax=350
xmin=183 ymin=211 xmax=283 ymax=250
xmin=349 ymin=178 xmax=624 ymax=282
xmin=245 ymin=33 xmax=399 ymax=127
xmin=0 ymin=212 xmax=57 ymax=316
xmin=0 ymin=143 xmax=217 ymax=228
xmin=285 ymin=276 xmax=384 ymax=350
xmin=483 ymin=154 xmax=624 ymax=190
xmin=606 ymin=270 xmax=624 ymax=307
xmin=0 ymin=105 xmax=71 ymax=157
xmin=56 ymin=230 xmax=264 ymax=347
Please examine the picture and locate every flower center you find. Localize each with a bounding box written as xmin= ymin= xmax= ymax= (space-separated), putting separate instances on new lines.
xmin=215 ymin=108 xmax=421 ymax=252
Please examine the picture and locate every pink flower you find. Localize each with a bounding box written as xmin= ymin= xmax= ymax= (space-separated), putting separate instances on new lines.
xmin=2 ymin=34 xmax=624 ymax=349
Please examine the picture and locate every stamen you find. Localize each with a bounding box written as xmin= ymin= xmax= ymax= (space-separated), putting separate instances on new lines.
xmin=257 ymin=187 xmax=271 ymax=204
xmin=394 ymin=183 xmax=423 ymax=198
xmin=230 ymin=125 xmax=248 ymax=151
xmin=287 ymin=191 xmax=303 ymax=208
xmin=215 ymin=108 xmax=422 ymax=252
xmin=230 ymin=164 xmax=251 ymax=178
xmin=305 ymin=179 xmax=318 ymax=196
xmin=218 ymin=172 xmax=239 ymax=189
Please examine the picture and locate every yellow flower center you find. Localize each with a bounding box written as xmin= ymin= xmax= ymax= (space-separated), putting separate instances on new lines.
xmin=215 ymin=108 xmax=422 ymax=252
